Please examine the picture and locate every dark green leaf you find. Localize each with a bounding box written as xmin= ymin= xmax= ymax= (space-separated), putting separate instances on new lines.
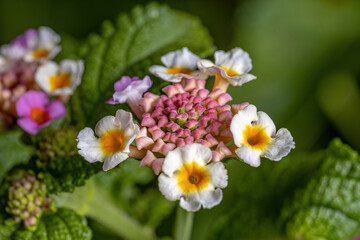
xmin=70 ymin=2 xmax=215 ymax=126
xmin=283 ymin=139 xmax=360 ymax=240
xmin=7 ymin=208 xmax=91 ymax=240
xmin=0 ymin=130 xmax=31 ymax=182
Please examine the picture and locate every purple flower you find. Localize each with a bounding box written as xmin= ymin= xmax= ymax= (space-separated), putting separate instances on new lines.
xmin=16 ymin=90 xmax=66 ymax=135
xmin=107 ymin=76 xmax=152 ymax=119
xmin=107 ymin=76 xmax=152 ymax=104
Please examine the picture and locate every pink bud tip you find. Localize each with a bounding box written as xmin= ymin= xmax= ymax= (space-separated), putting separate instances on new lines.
xmin=216 ymin=105 xmax=231 ymax=114
xmin=185 ymin=119 xmax=198 ymax=129
xmin=205 ymin=134 xmax=219 ymax=147
xmin=184 ymin=78 xmax=197 ymax=91
xmin=218 ymin=110 xmax=233 ymax=122
xmin=196 ymin=139 xmax=212 ymax=147
xmin=152 ymin=158 xmax=165 ymax=175
xmin=191 ymin=127 xmax=207 ymax=140
xmin=207 ymin=100 xmax=219 ymax=109
xmin=206 ymin=121 xmax=223 ymax=136
xmin=196 ymin=79 xmax=206 ymax=89
xmin=232 ymin=102 xmax=250 ymax=114
xmin=152 ymin=139 xmax=165 ymax=153
xmin=161 ymin=143 xmax=176 ymax=155
xmin=208 ymin=88 xmax=224 ymax=99
xmin=185 ymin=136 xmax=194 ymax=144
xmin=136 ymin=136 xmax=155 ymax=150
xmin=140 ymin=150 xmax=157 ymax=167
xmin=217 ymin=93 xmax=232 ymax=105
xmin=141 ymin=117 xmax=156 ymax=127
xmin=198 ymin=89 xmax=209 ymax=98
xmin=162 ymin=85 xmax=178 ymax=98
xmin=163 ymin=132 xmax=171 ymax=141
xmin=176 ymin=138 xmax=186 ymax=147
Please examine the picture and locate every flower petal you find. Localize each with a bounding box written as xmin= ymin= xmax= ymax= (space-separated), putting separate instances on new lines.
xmin=35 ymin=61 xmax=59 ymax=93
xmin=17 ymin=118 xmax=40 ymax=135
xmin=77 ymin=127 xmax=104 ymax=163
xmin=180 ymin=143 xmax=212 ymax=166
xmin=47 ymin=100 xmax=66 ymax=119
xmin=158 ymin=173 xmax=183 ymax=201
xmin=207 ymin=162 xmax=228 ymax=189
xmin=161 ymin=47 xmax=199 ymax=69
xmin=214 ymin=48 xmax=253 ymax=74
xmin=230 ymin=104 xmax=258 ymax=147
xmin=256 ymin=111 xmax=276 ymax=137
xmin=235 ymin=147 xmax=261 ymax=167
xmin=179 ymin=194 xmax=202 ymax=212
xmin=198 ymin=188 xmax=223 ymax=209
xmin=95 ymin=116 xmax=116 ymax=136
xmin=263 ymin=128 xmax=295 ymax=161
xmin=102 ymin=152 xmax=129 ymax=171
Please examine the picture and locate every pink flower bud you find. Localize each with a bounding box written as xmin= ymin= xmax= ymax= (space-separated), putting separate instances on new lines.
xmin=217 ymin=93 xmax=232 ymax=105
xmin=232 ymin=102 xmax=249 ymax=114
xmin=191 ymin=127 xmax=207 ymax=139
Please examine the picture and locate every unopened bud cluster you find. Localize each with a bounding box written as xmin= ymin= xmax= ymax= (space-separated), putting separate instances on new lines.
xmin=5 ymin=170 xmax=51 ymax=230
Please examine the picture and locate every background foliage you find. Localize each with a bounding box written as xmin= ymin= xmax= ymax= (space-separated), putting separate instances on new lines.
xmin=0 ymin=0 xmax=359 ymax=239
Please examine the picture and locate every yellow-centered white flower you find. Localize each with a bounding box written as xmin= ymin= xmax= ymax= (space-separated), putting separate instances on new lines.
xmin=149 ymin=47 xmax=206 ymax=82
xmin=77 ymin=110 xmax=140 ymax=171
xmin=24 ymin=27 xmax=61 ymax=62
xmin=158 ymin=143 xmax=228 ymax=212
xmin=197 ymin=47 xmax=256 ymax=87
xmin=230 ymin=104 xmax=295 ymax=167
xmin=35 ymin=59 xmax=84 ymax=96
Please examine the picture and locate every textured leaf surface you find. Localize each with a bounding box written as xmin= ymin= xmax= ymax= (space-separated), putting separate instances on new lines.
xmin=4 ymin=208 xmax=91 ymax=240
xmin=0 ymin=130 xmax=31 ymax=182
xmin=283 ymin=139 xmax=360 ymax=240
xmin=71 ymin=2 xmax=215 ymax=126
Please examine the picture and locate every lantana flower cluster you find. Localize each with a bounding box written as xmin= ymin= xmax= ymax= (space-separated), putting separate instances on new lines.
xmin=0 ymin=27 xmax=83 ymax=134
xmin=77 ymin=47 xmax=295 ymax=212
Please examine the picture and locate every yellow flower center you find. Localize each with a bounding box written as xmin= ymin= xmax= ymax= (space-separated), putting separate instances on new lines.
xmin=100 ymin=129 xmax=125 ymax=155
xmin=243 ymin=125 xmax=271 ymax=150
xmin=220 ymin=66 xmax=240 ymax=77
xmin=166 ymin=67 xmax=192 ymax=75
xmin=177 ymin=162 xmax=209 ymax=193
xmin=32 ymin=49 xmax=49 ymax=59
xmin=49 ymin=73 xmax=71 ymax=91
xmin=30 ymin=107 xmax=50 ymax=124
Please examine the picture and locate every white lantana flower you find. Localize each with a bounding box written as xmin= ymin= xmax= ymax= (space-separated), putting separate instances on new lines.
xmin=230 ymin=104 xmax=295 ymax=167
xmin=197 ymin=47 xmax=256 ymax=87
xmin=77 ymin=110 xmax=140 ymax=171
xmin=35 ymin=60 xmax=84 ymax=96
xmin=159 ymin=143 xmax=228 ymax=212
xmin=149 ymin=47 xmax=206 ymax=82
xmin=24 ymin=27 xmax=61 ymax=62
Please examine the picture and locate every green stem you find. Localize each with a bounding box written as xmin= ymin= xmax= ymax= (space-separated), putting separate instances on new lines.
xmin=174 ymin=206 xmax=194 ymax=240
xmin=85 ymin=193 xmax=156 ymax=240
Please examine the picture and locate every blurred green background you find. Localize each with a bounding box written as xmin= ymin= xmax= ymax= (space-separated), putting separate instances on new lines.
xmin=1 ymin=0 xmax=360 ymax=239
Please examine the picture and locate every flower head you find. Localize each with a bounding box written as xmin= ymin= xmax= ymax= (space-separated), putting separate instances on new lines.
xmin=1 ymin=27 xmax=60 ymax=65
xmin=136 ymin=78 xmax=239 ymax=174
xmin=35 ymin=59 xmax=84 ymax=96
xmin=77 ymin=110 xmax=140 ymax=171
xmin=16 ymin=90 xmax=66 ymax=135
xmin=159 ymin=143 xmax=228 ymax=212
xmin=197 ymin=48 xmax=256 ymax=91
xmin=230 ymin=104 xmax=295 ymax=167
xmin=149 ymin=47 xmax=205 ymax=82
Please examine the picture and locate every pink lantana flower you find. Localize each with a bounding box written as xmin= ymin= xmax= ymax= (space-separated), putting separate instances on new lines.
xmin=16 ymin=90 xmax=66 ymax=135
xmin=107 ymin=76 xmax=152 ymax=119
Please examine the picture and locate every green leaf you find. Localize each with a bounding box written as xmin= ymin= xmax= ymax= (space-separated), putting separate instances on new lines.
xmin=70 ymin=2 xmax=215 ymax=126
xmin=6 ymin=208 xmax=92 ymax=240
xmin=0 ymin=130 xmax=31 ymax=182
xmin=283 ymin=139 xmax=360 ymax=240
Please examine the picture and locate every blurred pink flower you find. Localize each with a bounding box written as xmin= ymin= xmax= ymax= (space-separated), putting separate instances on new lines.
xmin=16 ymin=90 xmax=65 ymax=134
